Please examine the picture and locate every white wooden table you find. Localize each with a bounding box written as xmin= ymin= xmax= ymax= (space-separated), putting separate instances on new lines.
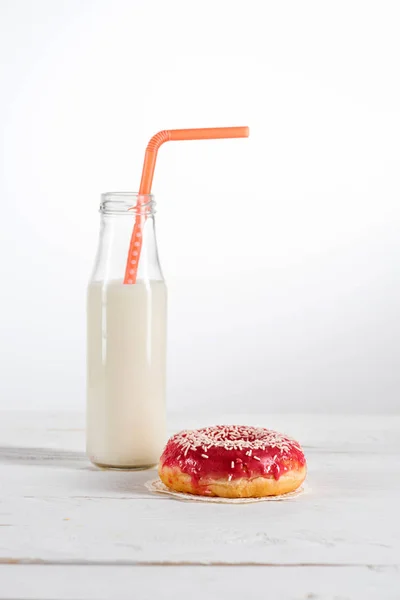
xmin=0 ymin=411 xmax=399 ymax=599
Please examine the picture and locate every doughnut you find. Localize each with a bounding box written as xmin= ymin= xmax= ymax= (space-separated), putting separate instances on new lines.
xmin=158 ymin=425 xmax=306 ymax=498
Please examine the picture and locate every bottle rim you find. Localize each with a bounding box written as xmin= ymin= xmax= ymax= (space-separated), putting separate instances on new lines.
xmin=100 ymin=192 xmax=155 ymax=215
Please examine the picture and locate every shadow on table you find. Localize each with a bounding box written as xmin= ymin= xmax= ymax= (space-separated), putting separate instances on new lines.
xmin=0 ymin=445 xmax=159 ymax=497
xmin=0 ymin=445 xmax=87 ymax=467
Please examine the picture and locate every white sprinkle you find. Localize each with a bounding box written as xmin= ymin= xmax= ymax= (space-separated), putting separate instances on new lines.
xmin=228 ymin=474 xmax=233 ymax=481
xmin=253 ymin=456 xmax=261 ymax=461
xmin=169 ymin=425 xmax=301 ymax=456
xmin=231 ymin=461 xmax=235 ymax=469
xmin=201 ymin=454 xmax=209 ymax=459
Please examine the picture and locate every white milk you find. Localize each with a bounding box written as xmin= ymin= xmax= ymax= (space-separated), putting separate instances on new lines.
xmin=86 ymin=280 xmax=167 ymax=468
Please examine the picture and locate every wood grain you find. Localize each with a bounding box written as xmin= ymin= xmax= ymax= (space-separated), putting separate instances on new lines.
xmin=0 ymin=411 xmax=399 ymax=599
xmin=1 ymin=565 xmax=400 ymax=600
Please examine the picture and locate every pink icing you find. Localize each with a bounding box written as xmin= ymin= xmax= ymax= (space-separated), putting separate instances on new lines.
xmin=160 ymin=425 xmax=306 ymax=486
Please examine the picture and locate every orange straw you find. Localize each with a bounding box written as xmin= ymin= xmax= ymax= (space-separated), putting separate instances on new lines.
xmin=124 ymin=126 xmax=249 ymax=284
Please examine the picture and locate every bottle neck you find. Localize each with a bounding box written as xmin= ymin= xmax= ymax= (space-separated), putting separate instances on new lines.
xmin=90 ymin=193 xmax=164 ymax=283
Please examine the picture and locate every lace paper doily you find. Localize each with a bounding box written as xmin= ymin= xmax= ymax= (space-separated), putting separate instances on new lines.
xmin=145 ymin=479 xmax=306 ymax=504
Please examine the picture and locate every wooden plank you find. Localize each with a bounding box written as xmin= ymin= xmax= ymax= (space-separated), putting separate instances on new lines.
xmin=0 ymin=411 xmax=399 ymax=569
xmin=1 ymin=565 xmax=400 ymax=600
xmin=0 ymin=451 xmax=399 ymax=565
xmin=0 ymin=450 xmax=398 ymax=500
xmin=1 ymin=412 xmax=399 ymax=453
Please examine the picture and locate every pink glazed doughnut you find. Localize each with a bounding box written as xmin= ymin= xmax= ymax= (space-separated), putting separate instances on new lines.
xmin=158 ymin=425 xmax=306 ymax=498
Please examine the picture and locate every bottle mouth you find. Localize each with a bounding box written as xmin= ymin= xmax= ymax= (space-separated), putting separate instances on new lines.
xmin=100 ymin=192 xmax=155 ymax=215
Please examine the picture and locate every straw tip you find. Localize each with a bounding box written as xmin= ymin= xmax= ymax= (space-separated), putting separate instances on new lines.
xmin=244 ymin=126 xmax=250 ymax=137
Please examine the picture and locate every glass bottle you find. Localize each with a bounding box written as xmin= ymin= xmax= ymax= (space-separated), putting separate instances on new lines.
xmin=86 ymin=192 xmax=167 ymax=469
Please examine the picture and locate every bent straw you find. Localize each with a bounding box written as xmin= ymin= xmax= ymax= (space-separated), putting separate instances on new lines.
xmin=124 ymin=126 xmax=249 ymax=284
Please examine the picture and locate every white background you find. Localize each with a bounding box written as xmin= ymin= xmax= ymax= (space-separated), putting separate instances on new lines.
xmin=0 ymin=0 xmax=399 ymax=413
